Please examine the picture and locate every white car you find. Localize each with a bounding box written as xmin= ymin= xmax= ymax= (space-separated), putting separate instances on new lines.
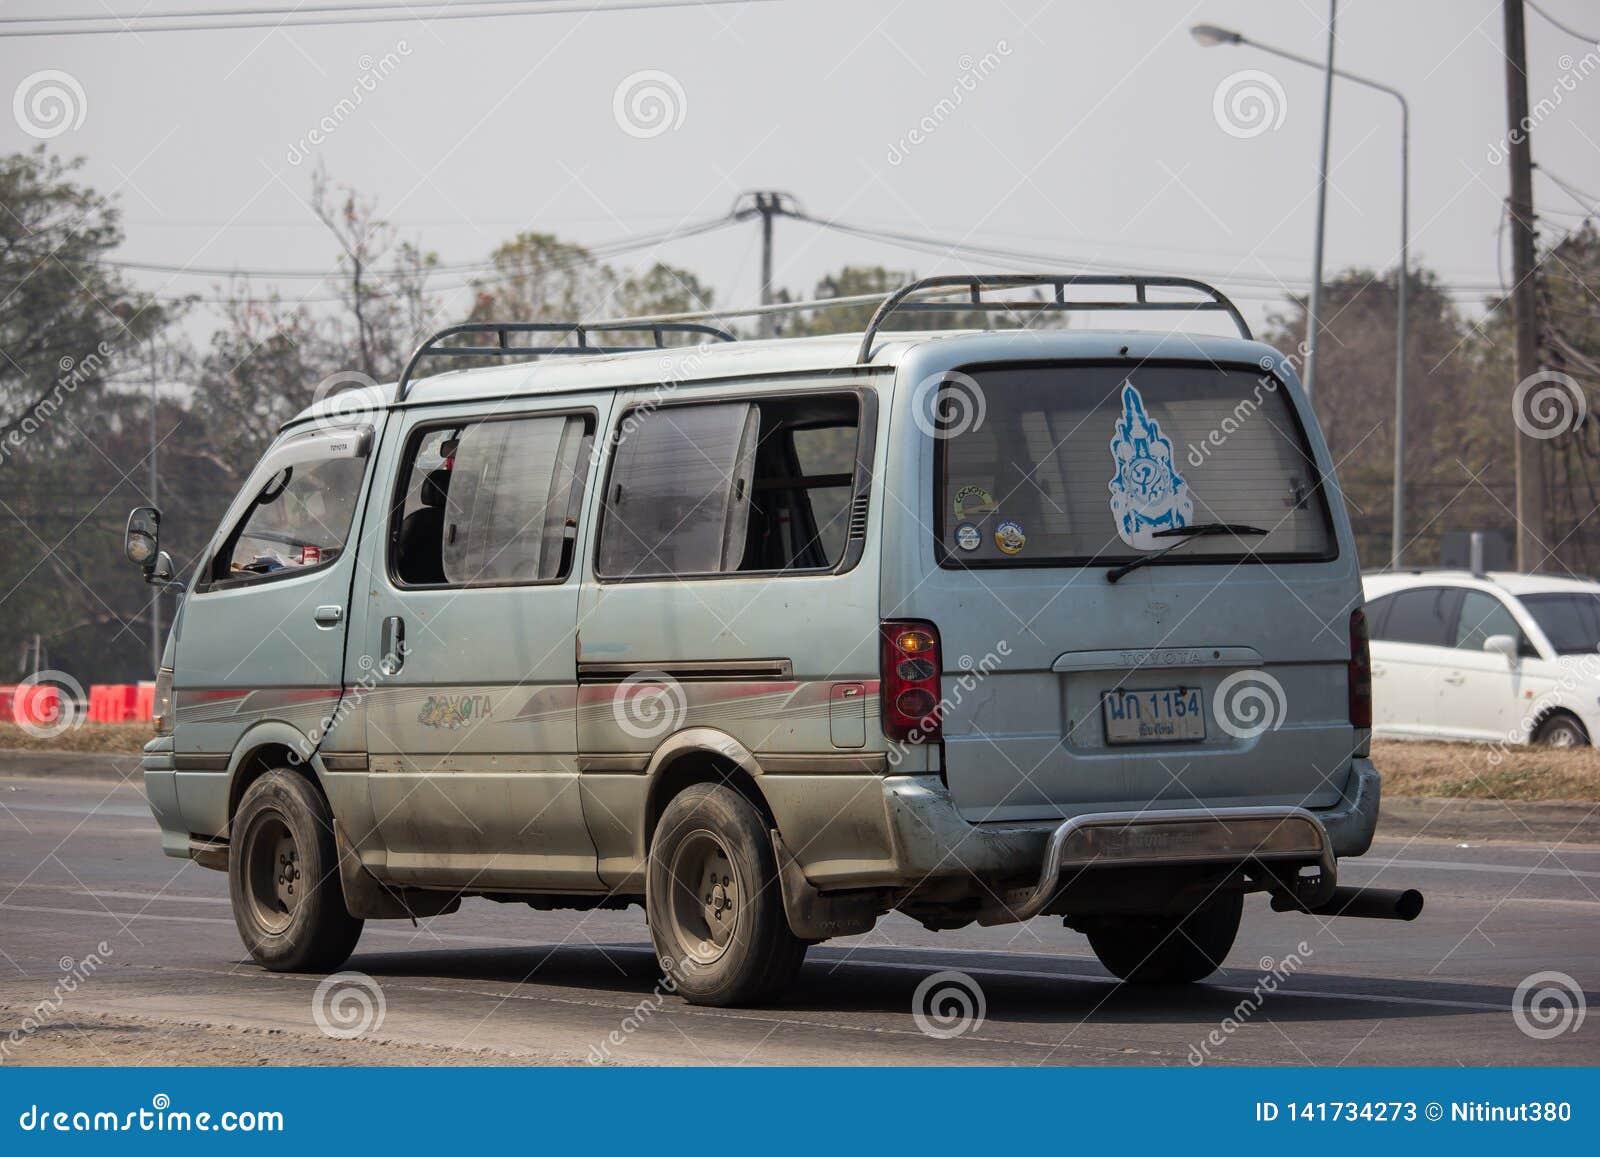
xmin=1362 ymin=570 xmax=1600 ymax=747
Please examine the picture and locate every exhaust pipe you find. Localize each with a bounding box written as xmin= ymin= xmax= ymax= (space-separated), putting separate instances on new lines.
xmin=1271 ymin=885 xmax=1424 ymax=921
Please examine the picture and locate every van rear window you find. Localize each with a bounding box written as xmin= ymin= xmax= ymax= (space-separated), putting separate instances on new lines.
xmin=937 ymin=363 xmax=1334 ymax=567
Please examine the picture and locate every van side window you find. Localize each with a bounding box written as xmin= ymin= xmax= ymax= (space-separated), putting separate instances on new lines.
xmin=1374 ymin=586 xmax=1462 ymax=647
xmin=597 ymin=394 xmax=861 ymax=579
xmin=391 ymin=413 xmax=593 ymax=587
xmin=213 ymin=457 xmax=366 ymax=583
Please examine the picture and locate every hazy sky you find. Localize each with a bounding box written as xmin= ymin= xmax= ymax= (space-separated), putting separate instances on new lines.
xmin=4 ymin=0 xmax=1599 ymax=343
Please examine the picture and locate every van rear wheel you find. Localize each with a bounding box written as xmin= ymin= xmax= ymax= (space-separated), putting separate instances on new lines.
xmin=1084 ymin=891 xmax=1242 ymax=984
xmin=229 ymin=769 xmax=363 ymax=972
xmin=646 ymin=783 xmax=806 ymax=1007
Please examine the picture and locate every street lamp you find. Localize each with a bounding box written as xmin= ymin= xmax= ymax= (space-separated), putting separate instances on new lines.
xmin=1192 ymin=16 xmax=1411 ymax=569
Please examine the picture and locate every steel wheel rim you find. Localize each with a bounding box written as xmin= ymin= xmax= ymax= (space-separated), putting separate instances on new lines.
xmin=241 ymin=812 xmax=301 ymax=935
xmin=666 ymin=829 xmax=740 ymax=967
xmin=1549 ymin=726 xmax=1579 ymax=748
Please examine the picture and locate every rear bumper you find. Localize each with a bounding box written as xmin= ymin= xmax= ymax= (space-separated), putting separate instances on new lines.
xmin=775 ymin=758 xmax=1380 ymax=898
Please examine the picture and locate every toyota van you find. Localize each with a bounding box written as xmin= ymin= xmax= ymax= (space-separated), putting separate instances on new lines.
xmin=126 ymin=274 xmax=1418 ymax=1007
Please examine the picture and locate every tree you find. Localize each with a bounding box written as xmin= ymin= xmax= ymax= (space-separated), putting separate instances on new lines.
xmin=1264 ymin=266 xmax=1504 ymax=568
xmin=0 ymin=150 xmax=180 ymax=682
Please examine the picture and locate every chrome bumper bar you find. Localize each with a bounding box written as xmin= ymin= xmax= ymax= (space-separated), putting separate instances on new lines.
xmin=1002 ymin=805 xmax=1336 ymax=924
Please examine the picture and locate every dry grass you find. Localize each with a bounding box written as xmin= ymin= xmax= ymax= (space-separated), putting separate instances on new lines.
xmin=0 ymin=722 xmax=152 ymax=753
xmin=1372 ymin=738 xmax=1600 ymax=802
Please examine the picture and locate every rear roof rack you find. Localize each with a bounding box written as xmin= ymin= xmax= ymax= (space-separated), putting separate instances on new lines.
xmin=395 ymin=320 xmax=735 ymax=402
xmin=856 ymin=274 xmax=1252 ymax=363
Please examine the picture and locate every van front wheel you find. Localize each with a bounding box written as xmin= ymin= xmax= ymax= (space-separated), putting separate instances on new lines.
xmin=229 ymin=769 xmax=364 ymax=972
xmin=647 ymin=783 xmax=806 ymax=1007
xmin=1083 ymin=891 xmax=1242 ymax=984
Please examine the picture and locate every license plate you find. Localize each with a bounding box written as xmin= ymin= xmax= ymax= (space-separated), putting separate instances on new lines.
xmin=1102 ymin=686 xmax=1205 ymax=744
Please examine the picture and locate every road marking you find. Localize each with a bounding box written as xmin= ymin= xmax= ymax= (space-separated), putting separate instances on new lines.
xmin=2 ymin=903 xmax=1537 ymax=1018
xmin=0 ymin=802 xmax=152 ymax=818
xmin=1347 ymin=857 xmax=1600 ymax=880
xmin=0 ymin=902 xmax=532 ymax=946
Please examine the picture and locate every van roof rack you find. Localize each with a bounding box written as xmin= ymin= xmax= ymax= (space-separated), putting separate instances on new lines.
xmin=856 ymin=274 xmax=1252 ymax=363
xmin=395 ymin=320 xmax=736 ymax=402
xmin=391 ymin=273 xmax=1253 ymax=402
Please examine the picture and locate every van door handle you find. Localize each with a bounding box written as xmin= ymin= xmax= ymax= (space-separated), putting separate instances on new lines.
xmin=313 ymin=604 xmax=344 ymax=627
xmin=380 ymin=616 xmax=405 ymax=675
xmin=1371 ymin=663 xmax=1387 ymax=677
xmin=1442 ymin=672 xmax=1465 ymax=685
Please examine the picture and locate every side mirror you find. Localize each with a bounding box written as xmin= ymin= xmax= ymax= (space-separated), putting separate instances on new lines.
xmin=148 ymin=550 xmax=174 ymax=584
xmin=124 ymin=506 xmax=161 ymax=569
xmin=1483 ymin=634 xmax=1519 ymax=661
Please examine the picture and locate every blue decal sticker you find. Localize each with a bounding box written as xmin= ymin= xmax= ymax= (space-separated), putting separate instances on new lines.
xmin=1108 ymin=381 xmax=1192 ymax=550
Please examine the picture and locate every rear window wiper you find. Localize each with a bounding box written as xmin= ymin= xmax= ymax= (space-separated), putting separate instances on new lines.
xmin=1105 ymin=523 xmax=1269 ymax=583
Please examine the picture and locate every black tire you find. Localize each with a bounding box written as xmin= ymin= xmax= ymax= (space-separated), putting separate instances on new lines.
xmin=1533 ymin=714 xmax=1588 ymax=748
xmin=646 ymin=783 xmax=806 ymax=1007
xmin=1085 ymin=891 xmax=1242 ymax=984
xmin=229 ymin=769 xmax=363 ymax=972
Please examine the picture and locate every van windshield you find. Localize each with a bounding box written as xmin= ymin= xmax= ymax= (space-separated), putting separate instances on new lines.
xmin=937 ymin=363 xmax=1335 ymax=567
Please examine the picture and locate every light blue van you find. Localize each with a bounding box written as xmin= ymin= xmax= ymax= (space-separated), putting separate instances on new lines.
xmin=125 ymin=275 xmax=1418 ymax=1007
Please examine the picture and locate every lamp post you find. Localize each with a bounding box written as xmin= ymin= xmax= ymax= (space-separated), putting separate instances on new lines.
xmin=1192 ymin=18 xmax=1410 ymax=568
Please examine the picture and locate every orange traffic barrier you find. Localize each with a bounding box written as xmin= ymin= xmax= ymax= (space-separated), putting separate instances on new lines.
xmin=11 ymin=683 xmax=60 ymax=728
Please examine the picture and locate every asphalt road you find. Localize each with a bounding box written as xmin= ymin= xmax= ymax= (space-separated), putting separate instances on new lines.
xmin=1 ymin=773 xmax=1596 ymax=1067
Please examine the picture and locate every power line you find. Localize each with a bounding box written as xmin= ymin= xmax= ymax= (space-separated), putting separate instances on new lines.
xmin=70 ymin=212 xmax=736 ymax=281
xmin=1540 ymin=168 xmax=1600 ymax=217
xmin=119 ymin=213 xmax=741 ymax=304
xmin=0 ymin=0 xmax=616 ymax=23
xmin=1526 ymin=0 xmax=1600 ymax=43
xmin=783 ymin=208 xmax=1502 ymax=300
xmin=0 ymin=0 xmax=774 ymax=37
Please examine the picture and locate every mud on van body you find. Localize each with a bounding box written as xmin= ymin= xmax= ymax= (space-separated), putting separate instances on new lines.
xmin=127 ymin=276 xmax=1418 ymax=1007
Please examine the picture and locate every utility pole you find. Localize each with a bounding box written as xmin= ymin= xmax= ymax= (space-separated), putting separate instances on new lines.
xmin=147 ymin=336 xmax=162 ymax=674
xmin=1304 ymin=0 xmax=1338 ymax=398
xmin=732 ymin=191 xmax=798 ymax=338
xmin=1504 ymin=0 xmax=1544 ymax=571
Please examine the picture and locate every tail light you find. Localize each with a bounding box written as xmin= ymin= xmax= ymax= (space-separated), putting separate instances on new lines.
xmin=881 ymin=620 xmax=942 ymax=742
xmin=1348 ymin=607 xmax=1372 ymax=729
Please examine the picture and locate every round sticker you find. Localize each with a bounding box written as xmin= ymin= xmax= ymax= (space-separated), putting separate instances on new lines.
xmin=994 ymin=520 xmax=1026 ymax=555
xmin=954 ymin=523 xmax=982 ymax=552
xmin=952 ymin=484 xmax=999 ymax=519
